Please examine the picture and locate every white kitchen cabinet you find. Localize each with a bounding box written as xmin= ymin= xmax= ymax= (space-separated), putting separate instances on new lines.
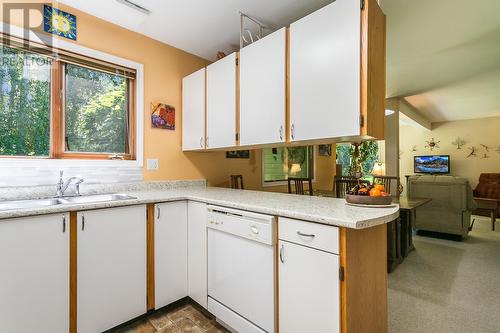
xmin=182 ymin=68 xmax=206 ymax=151
xmin=239 ymin=28 xmax=287 ymax=146
xmin=187 ymin=201 xmax=208 ymax=308
xmin=289 ymin=0 xmax=368 ymax=142
xmin=278 ymin=240 xmax=340 ymax=333
xmin=206 ymin=52 xmax=237 ymax=149
xmin=0 ymin=213 xmax=69 ymax=333
xmin=77 ymin=205 xmax=146 ymax=333
xmin=155 ymin=201 xmax=188 ymax=308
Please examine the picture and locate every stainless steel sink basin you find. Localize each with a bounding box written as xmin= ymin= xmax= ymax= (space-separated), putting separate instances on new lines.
xmin=0 ymin=198 xmax=66 ymax=211
xmin=0 ymin=194 xmax=136 ymax=212
xmin=61 ymin=193 xmax=136 ymax=204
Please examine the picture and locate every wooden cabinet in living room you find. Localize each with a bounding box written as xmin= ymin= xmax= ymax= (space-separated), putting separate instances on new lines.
xmin=206 ymin=52 xmax=237 ymax=149
xmin=154 ymin=201 xmax=188 ymax=309
xmin=239 ymin=27 xmax=287 ymax=146
xmin=182 ymin=68 xmax=206 ymax=151
xmin=0 ymin=213 xmax=69 ymax=333
xmin=289 ymin=0 xmax=385 ymax=142
xmin=77 ymin=205 xmax=147 ymax=333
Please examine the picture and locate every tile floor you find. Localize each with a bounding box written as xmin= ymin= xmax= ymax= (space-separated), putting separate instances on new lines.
xmin=112 ymin=301 xmax=229 ymax=333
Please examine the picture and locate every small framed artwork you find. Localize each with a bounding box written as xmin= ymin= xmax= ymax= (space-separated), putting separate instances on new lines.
xmin=226 ymin=150 xmax=250 ymax=159
xmin=44 ymin=5 xmax=77 ymax=41
xmin=151 ymin=103 xmax=175 ymax=130
xmin=319 ymin=144 xmax=332 ymax=156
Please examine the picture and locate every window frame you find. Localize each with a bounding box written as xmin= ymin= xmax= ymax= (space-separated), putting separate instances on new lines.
xmin=0 ymin=22 xmax=144 ymax=167
xmin=261 ymin=146 xmax=316 ymax=187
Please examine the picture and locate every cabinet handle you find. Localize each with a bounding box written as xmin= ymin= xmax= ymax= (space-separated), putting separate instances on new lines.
xmin=297 ymin=231 xmax=315 ymax=238
xmin=279 ymin=244 xmax=284 ymax=263
xmin=157 ymin=206 xmax=161 ymax=219
xmin=291 ymin=124 xmax=295 ymax=140
xmin=200 ymin=137 xmax=204 ymax=148
xmin=81 ymin=215 xmax=85 ymax=231
xmin=62 ymin=215 xmax=66 ymax=233
xmin=279 ymin=125 xmax=283 ymax=141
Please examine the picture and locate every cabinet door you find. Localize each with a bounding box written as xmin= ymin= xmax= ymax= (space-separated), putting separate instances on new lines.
xmin=239 ymin=28 xmax=286 ymax=146
xmin=155 ymin=201 xmax=188 ymax=308
xmin=0 ymin=214 xmax=69 ymax=333
xmin=182 ymin=68 xmax=206 ymax=151
xmin=206 ymin=52 xmax=237 ymax=149
xmin=187 ymin=201 xmax=208 ymax=308
xmin=278 ymin=240 xmax=340 ymax=333
xmin=77 ymin=205 xmax=146 ymax=333
xmin=289 ymin=0 xmax=361 ymax=141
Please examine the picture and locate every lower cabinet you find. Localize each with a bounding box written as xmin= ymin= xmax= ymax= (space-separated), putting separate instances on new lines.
xmin=278 ymin=240 xmax=340 ymax=333
xmin=77 ymin=205 xmax=147 ymax=333
xmin=187 ymin=201 xmax=208 ymax=308
xmin=0 ymin=213 xmax=69 ymax=333
xmin=155 ymin=201 xmax=188 ymax=308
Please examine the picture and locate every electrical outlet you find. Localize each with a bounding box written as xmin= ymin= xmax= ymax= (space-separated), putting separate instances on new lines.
xmin=147 ymin=159 xmax=159 ymax=170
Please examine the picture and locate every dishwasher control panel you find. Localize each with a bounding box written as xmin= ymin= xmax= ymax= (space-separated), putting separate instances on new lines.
xmin=207 ymin=205 xmax=275 ymax=245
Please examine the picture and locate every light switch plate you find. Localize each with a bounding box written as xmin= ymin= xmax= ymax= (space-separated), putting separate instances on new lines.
xmin=147 ymin=159 xmax=159 ymax=170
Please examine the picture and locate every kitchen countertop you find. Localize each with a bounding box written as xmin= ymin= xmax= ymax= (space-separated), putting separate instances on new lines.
xmin=0 ymin=182 xmax=399 ymax=229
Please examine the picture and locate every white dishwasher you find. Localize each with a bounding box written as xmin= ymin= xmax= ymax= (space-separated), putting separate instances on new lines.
xmin=207 ymin=205 xmax=275 ymax=333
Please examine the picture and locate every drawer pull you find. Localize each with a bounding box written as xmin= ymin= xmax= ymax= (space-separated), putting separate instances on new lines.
xmin=297 ymin=231 xmax=315 ymax=238
xmin=279 ymin=244 xmax=284 ymax=263
xmin=250 ymin=226 xmax=259 ymax=234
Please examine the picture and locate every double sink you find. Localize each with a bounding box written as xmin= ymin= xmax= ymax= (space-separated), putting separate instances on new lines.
xmin=0 ymin=194 xmax=137 ymax=212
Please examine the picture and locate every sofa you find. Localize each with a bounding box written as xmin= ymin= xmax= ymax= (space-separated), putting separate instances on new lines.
xmin=408 ymin=175 xmax=475 ymax=238
xmin=473 ymin=173 xmax=500 ymax=217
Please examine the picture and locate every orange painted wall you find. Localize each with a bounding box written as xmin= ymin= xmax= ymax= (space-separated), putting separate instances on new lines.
xmin=1 ymin=1 xmax=336 ymax=191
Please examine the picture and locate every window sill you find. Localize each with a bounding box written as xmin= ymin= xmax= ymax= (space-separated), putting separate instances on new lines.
xmin=0 ymin=158 xmax=142 ymax=168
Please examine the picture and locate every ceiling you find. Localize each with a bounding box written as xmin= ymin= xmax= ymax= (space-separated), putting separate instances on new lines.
xmin=58 ymin=0 xmax=332 ymax=60
xmin=380 ymin=0 xmax=500 ymax=122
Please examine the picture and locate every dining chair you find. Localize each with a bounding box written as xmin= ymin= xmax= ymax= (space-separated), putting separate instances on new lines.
xmin=230 ymin=175 xmax=244 ymax=189
xmin=287 ymin=177 xmax=313 ymax=195
xmin=373 ymin=176 xmax=401 ymax=196
xmin=334 ymin=176 xmax=370 ymax=198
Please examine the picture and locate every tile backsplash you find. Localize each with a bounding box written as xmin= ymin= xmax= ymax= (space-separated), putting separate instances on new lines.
xmin=0 ymin=165 xmax=143 ymax=187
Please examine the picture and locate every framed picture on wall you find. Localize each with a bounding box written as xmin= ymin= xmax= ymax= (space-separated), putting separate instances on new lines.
xmin=319 ymin=144 xmax=332 ymax=156
xmin=226 ymin=150 xmax=250 ymax=159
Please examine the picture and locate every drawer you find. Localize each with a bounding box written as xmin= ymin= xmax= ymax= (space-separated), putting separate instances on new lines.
xmin=279 ymin=217 xmax=339 ymax=254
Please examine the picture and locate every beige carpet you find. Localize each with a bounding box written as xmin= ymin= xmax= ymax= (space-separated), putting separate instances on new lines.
xmin=388 ymin=215 xmax=500 ymax=333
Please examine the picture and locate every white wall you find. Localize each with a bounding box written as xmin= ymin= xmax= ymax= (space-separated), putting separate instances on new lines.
xmin=399 ymin=116 xmax=500 ymax=193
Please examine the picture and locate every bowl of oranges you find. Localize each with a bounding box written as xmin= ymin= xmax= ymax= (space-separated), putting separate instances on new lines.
xmin=345 ymin=183 xmax=392 ymax=206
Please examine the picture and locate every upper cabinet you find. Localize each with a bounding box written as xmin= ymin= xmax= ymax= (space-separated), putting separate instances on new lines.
xmin=289 ymin=0 xmax=385 ymax=142
xmin=239 ymin=28 xmax=287 ymax=146
xmin=206 ymin=52 xmax=237 ymax=149
xmin=182 ymin=68 xmax=206 ymax=151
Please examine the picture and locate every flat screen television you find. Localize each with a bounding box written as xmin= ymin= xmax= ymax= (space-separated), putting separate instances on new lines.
xmin=414 ymin=155 xmax=450 ymax=174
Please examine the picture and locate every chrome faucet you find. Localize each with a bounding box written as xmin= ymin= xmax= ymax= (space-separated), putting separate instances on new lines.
xmin=56 ymin=171 xmax=84 ymax=198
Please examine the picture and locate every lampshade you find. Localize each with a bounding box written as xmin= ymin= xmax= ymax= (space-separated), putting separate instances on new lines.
xmin=372 ymin=162 xmax=386 ymax=176
xmin=290 ymin=163 xmax=302 ymax=174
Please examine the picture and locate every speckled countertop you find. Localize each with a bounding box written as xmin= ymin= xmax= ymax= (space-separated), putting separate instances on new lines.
xmin=0 ymin=181 xmax=399 ymax=229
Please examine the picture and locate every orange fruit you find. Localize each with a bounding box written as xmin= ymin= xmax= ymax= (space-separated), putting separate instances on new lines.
xmin=374 ymin=184 xmax=385 ymax=191
xmin=380 ymin=191 xmax=389 ymax=197
xmin=369 ymin=188 xmax=382 ymax=197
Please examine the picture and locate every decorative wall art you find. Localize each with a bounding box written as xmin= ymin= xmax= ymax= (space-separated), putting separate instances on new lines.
xmin=44 ymin=5 xmax=77 ymax=40
xmin=452 ymin=137 xmax=466 ymax=149
xmin=425 ymin=138 xmax=440 ymax=151
xmin=466 ymin=147 xmax=476 ymax=158
xmin=151 ymin=103 xmax=175 ymax=130
xmin=318 ymin=144 xmax=332 ymax=156
xmin=226 ymin=150 xmax=250 ymax=159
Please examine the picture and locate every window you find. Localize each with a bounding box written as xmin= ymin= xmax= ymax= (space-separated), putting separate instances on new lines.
xmin=0 ymin=46 xmax=51 ymax=157
xmin=263 ymin=146 xmax=314 ymax=184
xmin=0 ymin=36 xmax=136 ymax=160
